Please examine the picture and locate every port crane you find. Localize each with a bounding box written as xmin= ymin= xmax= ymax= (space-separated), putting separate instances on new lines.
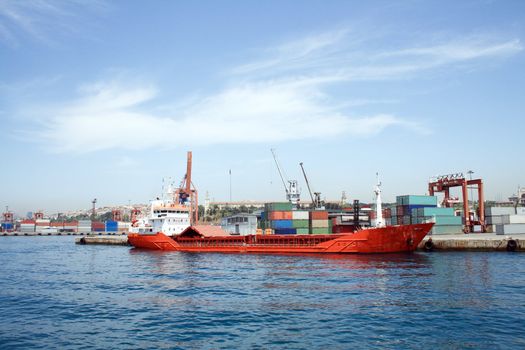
xmin=299 ymin=162 xmax=324 ymax=210
xmin=271 ymin=149 xmax=300 ymax=209
xmin=175 ymin=151 xmax=199 ymax=224
xmin=428 ymin=173 xmax=486 ymax=233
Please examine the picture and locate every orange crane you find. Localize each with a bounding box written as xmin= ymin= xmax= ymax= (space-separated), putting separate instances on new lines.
xmin=428 ymin=173 xmax=486 ymax=233
xmin=175 ymin=151 xmax=199 ymax=224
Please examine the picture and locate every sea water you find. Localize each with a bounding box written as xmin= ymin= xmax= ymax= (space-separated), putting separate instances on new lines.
xmin=0 ymin=236 xmax=524 ymax=349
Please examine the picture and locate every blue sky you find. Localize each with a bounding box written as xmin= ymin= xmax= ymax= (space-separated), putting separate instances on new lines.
xmin=1 ymin=0 xmax=524 ymax=215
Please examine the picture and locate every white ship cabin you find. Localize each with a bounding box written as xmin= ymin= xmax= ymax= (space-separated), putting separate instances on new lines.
xmin=148 ymin=200 xmax=191 ymax=235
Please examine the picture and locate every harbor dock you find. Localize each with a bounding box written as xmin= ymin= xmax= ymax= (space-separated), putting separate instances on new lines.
xmin=75 ymin=235 xmax=129 ymax=246
xmin=419 ymin=234 xmax=523 ymax=252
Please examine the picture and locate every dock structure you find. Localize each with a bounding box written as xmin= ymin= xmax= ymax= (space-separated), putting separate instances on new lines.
xmin=75 ymin=235 xmax=129 ymax=246
xmin=419 ymin=234 xmax=523 ymax=252
xmin=1 ymin=231 xmax=127 ymax=237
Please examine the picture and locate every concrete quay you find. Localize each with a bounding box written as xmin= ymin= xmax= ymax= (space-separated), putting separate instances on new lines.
xmin=1 ymin=231 xmax=127 ymax=237
xmin=75 ymin=235 xmax=129 ymax=246
xmin=419 ymin=234 xmax=524 ymax=252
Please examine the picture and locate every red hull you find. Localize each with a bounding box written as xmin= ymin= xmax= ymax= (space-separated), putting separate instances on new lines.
xmin=128 ymin=223 xmax=433 ymax=254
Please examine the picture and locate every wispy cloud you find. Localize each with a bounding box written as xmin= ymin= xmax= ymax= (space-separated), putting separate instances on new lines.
xmin=25 ymin=78 xmax=417 ymax=153
xmin=231 ymin=29 xmax=522 ymax=82
xmin=0 ymin=0 xmax=107 ymax=46
xmin=16 ymin=27 xmax=522 ymax=153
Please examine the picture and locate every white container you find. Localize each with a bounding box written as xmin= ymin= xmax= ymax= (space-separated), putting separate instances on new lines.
xmin=516 ymin=207 xmax=525 ymax=216
xmin=495 ymin=224 xmax=525 ymax=235
xmin=292 ymin=211 xmax=309 ymax=220
xmin=486 ymin=216 xmax=505 ymax=225
xmin=311 ymin=219 xmax=329 ymax=228
xmin=502 ymin=215 xmax=525 ymax=224
xmin=485 ymin=207 xmax=515 ymax=216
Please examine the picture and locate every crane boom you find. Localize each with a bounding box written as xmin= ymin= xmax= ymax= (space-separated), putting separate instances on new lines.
xmin=299 ymin=162 xmax=315 ymax=204
xmin=185 ymin=151 xmax=192 ymax=193
xmin=271 ymin=148 xmax=289 ymax=194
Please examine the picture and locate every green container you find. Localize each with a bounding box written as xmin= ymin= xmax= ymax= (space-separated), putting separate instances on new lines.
xmin=397 ymin=195 xmax=437 ymax=206
xmin=264 ymin=202 xmax=293 ymax=211
xmin=434 ymin=216 xmax=462 ymax=225
xmin=431 ymin=225 xmax=463 ymax=235
xmin=311 ymin=227 xmax=330 ymax=234
xmin=296 ymin=228 xmax=310 ymax=234
xmin=415 ymin=207 xmax=455 ymax=217
xmin=292 ymin=220 xmax=309 ymax=229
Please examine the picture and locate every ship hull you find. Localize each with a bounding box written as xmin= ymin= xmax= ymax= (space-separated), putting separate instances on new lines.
xmin=128 ymin=223 xmax=433 ymax=254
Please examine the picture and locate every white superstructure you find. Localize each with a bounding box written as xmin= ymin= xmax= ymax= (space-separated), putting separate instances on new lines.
xmin=130 ymin=182 xmax=192 ymax=236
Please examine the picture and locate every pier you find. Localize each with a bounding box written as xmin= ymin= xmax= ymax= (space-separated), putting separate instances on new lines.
xmin=75 ymin=235 xmax=129 ymax=246
xmin=419 ymin=234 xmax=523 ymax=252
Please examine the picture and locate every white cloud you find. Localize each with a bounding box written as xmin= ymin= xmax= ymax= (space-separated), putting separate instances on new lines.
xmin=30 ymin=79 xmax=418 ymax=153
xmin=17 ymin=27 xmax=522 ymax=153
xmin=230 ymin=28 xmax=523 ymax=81
xmin=0 ymin=0 xmax=107 ymax=46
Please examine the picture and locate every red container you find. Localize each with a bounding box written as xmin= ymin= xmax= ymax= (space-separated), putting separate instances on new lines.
xmin=309 ymin=211 xmax=329 ymax=220
xmin=268 ymin=211 xmax=293 ymax=220
xmin=91 ymin=222 xmax=105 ymax=229
xmin=396 ymin=205 xmax=404 ymax=216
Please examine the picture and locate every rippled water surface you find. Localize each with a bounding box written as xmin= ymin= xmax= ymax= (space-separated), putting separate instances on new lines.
xmin=1 ymin=236 xmax=524 ymax=349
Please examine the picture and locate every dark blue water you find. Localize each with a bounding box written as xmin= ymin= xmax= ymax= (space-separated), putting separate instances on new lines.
xmin=1 ymin=237 xmax=524 ymax=349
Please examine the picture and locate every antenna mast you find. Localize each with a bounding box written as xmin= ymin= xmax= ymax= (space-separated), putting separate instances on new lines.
xmin=374 ymin=173 xmax=384 ymax=227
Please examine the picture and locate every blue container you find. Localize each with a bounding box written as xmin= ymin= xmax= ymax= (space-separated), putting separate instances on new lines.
xmin=274 ymin=228 xmax=297 ymax=235
xmin=271 ymin=220 xmax=293 ymax=229
xmin=1 ymin=223 xmax=14 ymax=230
xmin=105 ymin=221 xmax=118 ymax=232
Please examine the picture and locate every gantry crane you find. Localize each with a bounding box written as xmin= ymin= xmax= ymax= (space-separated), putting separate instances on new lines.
xmin=271 ymin=149 xmax=300 ymax=208
xmin=428 ymin=173 xmax=485 ymax=233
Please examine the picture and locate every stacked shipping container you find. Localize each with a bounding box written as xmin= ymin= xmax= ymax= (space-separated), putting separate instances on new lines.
xmin=259 ymin=203 xmax=332 ymax=234
xmin=392 ymin=195 xmax=462 ymax=235
xmin=486 ymin=207 xmax=525 ymax=234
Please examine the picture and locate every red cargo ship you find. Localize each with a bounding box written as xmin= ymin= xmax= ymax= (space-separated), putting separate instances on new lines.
xmin=127 ymin=152 xmax=433 ymax=254
xmin=128 ymin=223 xmax=433 ymax=254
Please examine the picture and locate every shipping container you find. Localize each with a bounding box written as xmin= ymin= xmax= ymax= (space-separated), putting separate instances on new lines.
xmin=309 ymin=211 xmax=329 ymax=220
xmin=516 ymin=207 xmax=525 ymax=216
xmin=268 ymin=211 xmax=293 ymax=220
xmin=292 ymin=211 xmax=309 ymax=220
xmin=292 ymin=220 xmax=309 ymax=229
xmin=105 ymin=222 xmax=118 ymax=232
xmin=274 ymin=228 xmax=296 ymax=235
xmin=296 ymin=228 xmax=310 ymax=234
xmin=311 ymin=219 xmax=329 ymax=228
xmin=431 ymin=225 xmax=463 ymax=235
xmin=485 ymin=207 xmax=515 ymax=216
xmin=397 ymin=195 xmax=438 ymax=206
xmin=271 ymin=220 xmax=293 ymax=229
xmin=502 ymin=215 xmax=525 ymax=225
xmin=495 ymin=224 xmax=525 ymax=235
xmin=311 ymin=227 xmax=331 ymax=234
xmin=432 ymin=216 xmax=463 ymax=226
xmin=413 ymin=207 xmax=455 ymax=217
xmin=265 ymin=202 xmax=293 ymax=211
xmin=1 ymin=223 xmax=14 ymax=230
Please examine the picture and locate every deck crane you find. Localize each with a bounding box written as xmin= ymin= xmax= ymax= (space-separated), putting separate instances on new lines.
xmin=270 ymin=149 xmax=300 ymax=209
xmin=174 ymin=151 xmax=199 ymax=224
xmin=299 ymin=162 xmax=324 ymax=210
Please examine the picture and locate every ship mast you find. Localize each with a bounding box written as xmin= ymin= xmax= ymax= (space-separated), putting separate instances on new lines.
xmin=374 ymin=173 xmax=384 ymax=227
